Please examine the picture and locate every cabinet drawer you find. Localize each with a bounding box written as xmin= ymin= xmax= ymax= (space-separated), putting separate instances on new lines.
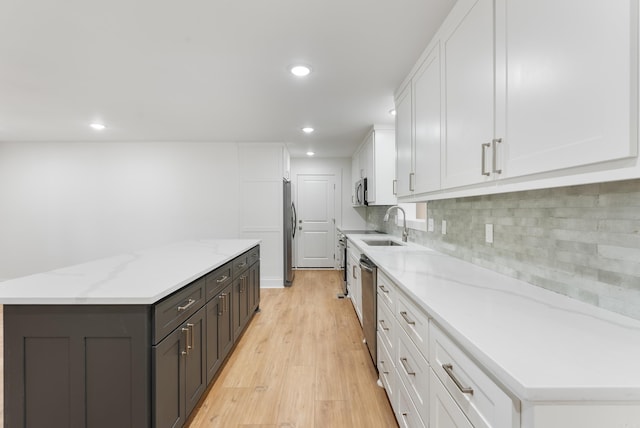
xmin=397 ymin=379 xmax=426 ymax=428
xmin=377 ymin=332 xmax=397 ymax=404
xmin=430 ymin=368 xmax=473 ymax=428
xmin=205 ymin=261 xmax=233 ymax=300
xmin=397 ymin=327 xmax=430 ymax=426
xmin=153 ymin=278 xmax=206 ymax=344
xmin=377 ymin=269 xmax=397 ymax=312
xmin=396 ymin=291 xmax=429 ymax=361
xmin=233 ymin=252 xmax=251 ymax=276
xmin=377 ymin=294 xmax=397 ymax=356
xmin=247 ymin=246 xmax=260 ymax=266
xmin=430 ymin=322 xmax=518 ymax=428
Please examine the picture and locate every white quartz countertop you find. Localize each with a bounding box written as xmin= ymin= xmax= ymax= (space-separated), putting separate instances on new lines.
xmin=346 ymin=234 xmax=640 ymax=402
xmin=0 ymin=239 xmax=260 ymax=305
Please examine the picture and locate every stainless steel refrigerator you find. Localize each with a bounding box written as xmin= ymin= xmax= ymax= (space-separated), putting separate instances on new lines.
xmin=283 ymin=179 xmax=296 ymax=286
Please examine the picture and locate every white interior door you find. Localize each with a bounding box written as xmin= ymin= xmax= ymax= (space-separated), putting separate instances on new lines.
xmin=295 ymin=174 xmax=336 ymax=268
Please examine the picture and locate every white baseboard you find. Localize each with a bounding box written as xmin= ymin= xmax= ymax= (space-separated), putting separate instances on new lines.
xmin=260 ymin=277 xmax=285 ymax=288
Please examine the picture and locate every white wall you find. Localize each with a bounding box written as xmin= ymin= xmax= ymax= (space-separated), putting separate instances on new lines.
xmin=0 ymin=141 xmax=240 ymax=280
xmin=238 ymin=143 xmax=286 ymax=288
xmin=290 ymin=157 xmax=366 ymax=231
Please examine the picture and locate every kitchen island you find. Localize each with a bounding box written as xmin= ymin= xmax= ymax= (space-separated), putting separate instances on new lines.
xmin=346 ymin=233 xmax=640 ymax=428
xmin=0 ymin=239 xmax=260 ymax=428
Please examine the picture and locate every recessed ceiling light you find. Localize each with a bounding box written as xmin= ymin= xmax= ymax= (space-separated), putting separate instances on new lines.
xmin=389 ymin=109 xmax=396 ymax=116
xmin=306 ymin=151 xmax=315 ymax=156
xmin=290 ymin=65 xmax=311 ymax=77
xmin=90 ymin=123 xmax=106 ymax=130
xmin=302 ymin=127 xmax=314 ymax=134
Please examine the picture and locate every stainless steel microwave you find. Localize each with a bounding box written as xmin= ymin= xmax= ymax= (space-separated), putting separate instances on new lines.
xmin=354 ymin=178 xmax=368 ymax=206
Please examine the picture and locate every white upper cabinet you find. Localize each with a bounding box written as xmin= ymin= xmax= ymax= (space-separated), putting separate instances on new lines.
xmin=396 ymin=0 xmax=639 ymax=200
xmin=396 ymin=44 xmax=442 ymax=197
xmin=395 ymin=84 xmax=413 ymax=197
xmin=498 ymin=0 xmax=637 ymax=178
xmin=352 ymin=126 xmax=397 ymax=205
xmin=413 ymin=44 xmax=442 ymax=193
xmin=441 ymin=0 xmax=496 ymax=189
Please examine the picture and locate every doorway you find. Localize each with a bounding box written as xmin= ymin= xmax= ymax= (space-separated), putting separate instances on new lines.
xmin=295 ymin=174 xmax=336 ymax=268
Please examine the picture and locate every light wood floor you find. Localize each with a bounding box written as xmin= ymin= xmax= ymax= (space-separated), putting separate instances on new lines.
xmin=188 ymin=270 xmax=399 ymax=428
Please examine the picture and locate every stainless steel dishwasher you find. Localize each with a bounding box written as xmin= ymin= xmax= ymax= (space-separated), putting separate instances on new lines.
xmin=359 ymin=254 xmax=377 ymax=369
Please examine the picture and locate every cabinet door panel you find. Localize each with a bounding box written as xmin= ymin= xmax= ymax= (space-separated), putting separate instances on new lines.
xmin=502 ymin=0 xmax=637 ymax=178
xmin=396 ymin=84 xmax=413 ymax=197
xmin=185 ymin=307 xmax=207 ymax=417
xmin=414 ymin=44 xmax=442 ymax=193
xmin=442 ymin=0 xmax=495 ymax=189
xmin=154 ymin=328 xmax=185 ymax=428
xmin=430 ymin=370 xmax=474 ymax=428
xmin=206 ymin=297 xmax=221 ymax=383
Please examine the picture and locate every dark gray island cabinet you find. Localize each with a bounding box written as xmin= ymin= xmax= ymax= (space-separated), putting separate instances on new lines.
xmin=3 ymin=241 xmax=260 ymax=428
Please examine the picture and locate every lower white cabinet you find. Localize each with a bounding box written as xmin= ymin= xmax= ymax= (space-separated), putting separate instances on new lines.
xmin=397 ymin=327 xmax=430 ymax=425
xmin=430 ymin=323 xmax=517 ymax=428
xmin=431 ymin=369 xmax=474 ymax=428
xmin=347 ymin=242 xmax=362 ymax=325
xmin=398 ymin=380 xmax=427 ymax=428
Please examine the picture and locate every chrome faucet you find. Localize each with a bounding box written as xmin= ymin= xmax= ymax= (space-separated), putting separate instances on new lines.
xmin=383 ymin=206 xmax=408 ymax=242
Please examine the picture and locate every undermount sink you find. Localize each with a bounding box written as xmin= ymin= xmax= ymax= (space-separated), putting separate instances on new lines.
xmin=362 ymin=239 xmax=405 ymax=247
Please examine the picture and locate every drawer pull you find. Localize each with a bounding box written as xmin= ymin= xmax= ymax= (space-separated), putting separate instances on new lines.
xmin=216 ymin=275 xmax=229 ymax=283
xmin=400 ymin=311 xmax=415 ymax=325
xmin=378 ymin=285 xmax=389 ymax=293
xmin=238 ymin=262 xmax=247 ymax=268
xmin=443 ymin=363 xmax=474 ymax=395
xmin=177 ymin=298 xmax=196 ymax=312
xmin=400 ymin=357 xmax=415 ymax=376
xmin=379 ymin=319 xmax=390 ymax=331
xmin=181 ymin=326 xmax=190 ymax=355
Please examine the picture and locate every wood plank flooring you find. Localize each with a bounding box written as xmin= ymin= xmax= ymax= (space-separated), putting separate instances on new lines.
xmin=188 ymin=270 xmax=399 ymax=428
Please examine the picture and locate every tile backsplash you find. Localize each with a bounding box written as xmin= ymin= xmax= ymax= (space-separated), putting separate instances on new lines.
xmin=368 ymin=179 xmax=640 ymax=320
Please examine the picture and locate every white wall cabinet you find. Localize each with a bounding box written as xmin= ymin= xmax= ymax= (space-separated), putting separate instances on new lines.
xmin=396 ymin=44 xmax=443 ymax=197
xmin=440 ymin=0 xmax=496 ymax=189
xmin=498 ymin=0 xmax=637 ymax=179
xmin=352 ymin=126 xmax=397 ymax=205
xmin=396 ymin=0 xmax=639 ymax=201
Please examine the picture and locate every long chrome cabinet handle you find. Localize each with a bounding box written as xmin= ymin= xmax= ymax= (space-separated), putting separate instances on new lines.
xmin=409 ymin=172 xmax=415 ymax=191
xmin=379 ymin=319 xmax=390 ymax=331
xmin=380 ymin=360 xmax=389 ymax=375
xmin=181 ymin=326 xmax=190 ymax=355
xmin=178 ymin=298 xmax=196 ymax=312
xmin=400 ymin=357 xmax=416 ymax=376
xmin=187 ymin=323 xmax=195 ymax=351
xmin=216 ymin=275 xmax=229 ymax=283
xmin=442 ymin=363 xmax=474 ymax=395
xmin=218 ymin=294 xmax=224 ymax=316
xmin=392 ymin=179 xmax=397 ymax=195
xmin=400 ymin=311 xmax=415 ymax=325
xmin=481 ymin=142 xmax=491 ymax=176
xmin=492 ymin=138 xmax=502 ymax=174
xmin=378 ymin=284 xmax=389 ymax=293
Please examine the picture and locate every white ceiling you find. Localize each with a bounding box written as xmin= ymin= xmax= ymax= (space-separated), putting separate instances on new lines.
xmin=0 ymin=0 xmax=455 ymax=157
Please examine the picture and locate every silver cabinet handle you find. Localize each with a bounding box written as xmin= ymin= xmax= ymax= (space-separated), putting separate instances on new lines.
xmin=216 ymin=275 xmax=229 ymax=283
xmin=400 ymin=357 xmax=415 ymax=376
xmin=392 ymin=179 xmax=397 ymax=195
xmin=177 ymin=298 xmax=196 ymax=312
xmin=187 ymin=323 xmax=195 ymax=351
xmin=380 ymin=360 xmax=389 ymax=375
xmin=181 ymin=326 xmax=190 ymax=355
xmin=492 ymin=138 xmax=502 ymax=174
xmin=238 ymin=262 xmax=247 ymax=268
xmin=218 ymin=294 xmax=224 ymax=316
xmin=409 ymin=172 xmax=415 ymax=191
xmin=400 ymin=311 xmax=415 ymax=325
xmin=481 ymin=142 xmax=491 ymax=176
xmin=443 ymin=363 xmax=474 ymax=395
xmin=379 ymin=319 xmax=390 ymax=331
xmin=378 ymin=285 xmax=389 ymax=293
xmin=352 ymin=265 xmax=357 ymax=279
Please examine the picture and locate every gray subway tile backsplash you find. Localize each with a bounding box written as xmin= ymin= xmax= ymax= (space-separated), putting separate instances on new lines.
xmin=367 ymin=178 xmax=640 ymax=320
